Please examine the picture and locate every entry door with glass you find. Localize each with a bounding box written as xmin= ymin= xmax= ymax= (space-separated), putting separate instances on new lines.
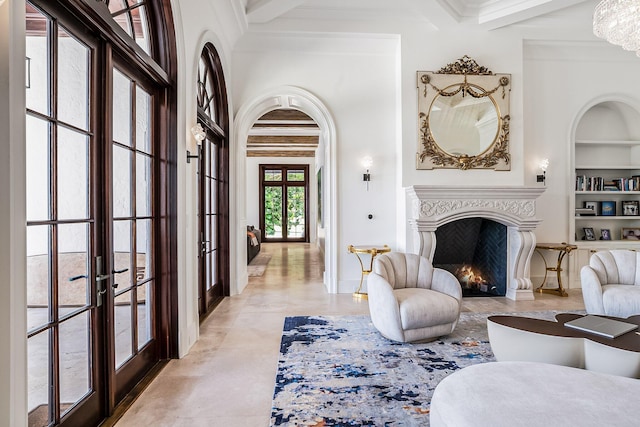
xmin=25 ymin=3 xmax=160 ymax=425
xmin=26 ymin=4 xmax=104 ymax=426
xmin=259 ymin=165 xmax=310 ymax=242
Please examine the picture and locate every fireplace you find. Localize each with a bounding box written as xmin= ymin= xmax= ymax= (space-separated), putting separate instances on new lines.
xmin=433 ymin=218 xmax=507 ymax=297
xmin=406 ymin=185 xmax=545 ymax=301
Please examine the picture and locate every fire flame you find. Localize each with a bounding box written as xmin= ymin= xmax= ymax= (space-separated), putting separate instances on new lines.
xmin=455 ymin=265 xmax=487 ymax=288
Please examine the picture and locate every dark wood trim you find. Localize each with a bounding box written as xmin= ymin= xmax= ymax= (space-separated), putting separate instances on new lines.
xmin=102 ymin=43 xmax=117 ymax=415
xmin=248 ymin=150 xmax=316 ymax=158
xmin=156 ymin=0 xmax=179 ymax=361
xmin=65 ymin=0 xmax=169 ymax=84
xmin=259 ymin=164 xmax=310 ymax=243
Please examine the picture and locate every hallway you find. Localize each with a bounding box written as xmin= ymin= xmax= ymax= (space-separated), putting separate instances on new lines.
xmin=115 ymin=242 xmax=585 ymax=426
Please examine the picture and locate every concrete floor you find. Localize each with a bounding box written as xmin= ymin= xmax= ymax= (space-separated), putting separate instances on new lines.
xmin=115 ymin=242 xmax=586 ymax=426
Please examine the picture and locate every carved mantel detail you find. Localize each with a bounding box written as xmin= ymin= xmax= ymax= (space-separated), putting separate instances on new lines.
xmin=406 ymin=186 xmax=545 ymax=301
xmin=413 ymin=199 xmax=536 ymax=219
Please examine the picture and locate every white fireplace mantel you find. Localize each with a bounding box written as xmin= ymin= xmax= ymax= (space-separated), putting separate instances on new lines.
xmin=406 ymin=185 xmax=545 ymax=301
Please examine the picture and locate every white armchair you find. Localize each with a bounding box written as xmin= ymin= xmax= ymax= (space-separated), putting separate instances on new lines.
xmin=580 ymin=250 xmax=640 ymax=318
xmin=367 ymin=252 xmax=462 ymax=343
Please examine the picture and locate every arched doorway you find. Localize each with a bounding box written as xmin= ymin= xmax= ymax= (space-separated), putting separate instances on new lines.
xmin=234 ymin=86 xmax=338 ymax=293
xmin=24 ymin=1 xmax=177 ymax=425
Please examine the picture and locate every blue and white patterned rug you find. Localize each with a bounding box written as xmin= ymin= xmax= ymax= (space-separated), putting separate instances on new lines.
xmin=270 ymin=311 xmax=560 ymax=427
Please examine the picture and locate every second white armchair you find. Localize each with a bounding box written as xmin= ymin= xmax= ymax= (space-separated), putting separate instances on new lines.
xmin=580 ymin=249 xmax=640 ymax=318
xmin=367 ymin=252 xmax=462 ymax=343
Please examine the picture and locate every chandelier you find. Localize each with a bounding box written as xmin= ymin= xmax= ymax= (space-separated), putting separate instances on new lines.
xmin=593 ymin=0 xmax=640 ymax=56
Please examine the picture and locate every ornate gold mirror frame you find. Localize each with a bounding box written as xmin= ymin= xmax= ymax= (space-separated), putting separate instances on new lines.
xmin=416 ymin=56 xmax=511 ymax=170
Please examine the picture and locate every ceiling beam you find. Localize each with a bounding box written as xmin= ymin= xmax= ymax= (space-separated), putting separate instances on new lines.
xmin=246 ymin=0 xmax=309 ymax=24
xmin=247 ymin=150 xmax=316 ymax=158
xmin=410 ymin=0 xmax=461 ymax=29
xmin=476 ymin=0 xmax=590 ymax=30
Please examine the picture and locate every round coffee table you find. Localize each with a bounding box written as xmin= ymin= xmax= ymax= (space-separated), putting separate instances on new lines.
xmin=487 ymin=313 xmax=640 ymax=378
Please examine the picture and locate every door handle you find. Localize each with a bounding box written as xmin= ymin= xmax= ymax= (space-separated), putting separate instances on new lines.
xmin=96 ymin=256 xmax=109 ymax=307
xmin=68 ymin=274 xmax=88 ymax=282
xmin=113 ymin=268 xmax=129 ymax=274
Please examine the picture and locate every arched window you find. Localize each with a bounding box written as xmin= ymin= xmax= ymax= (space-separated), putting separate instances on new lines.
xmin=195 ymin=44 xmax=230 ymax=317
xmin=25 ymin=1 xmax=176 ymax=425
xmin=104 ymin=0 xmax=152 ymax=54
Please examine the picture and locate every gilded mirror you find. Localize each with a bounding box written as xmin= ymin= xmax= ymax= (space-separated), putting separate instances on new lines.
xmin=416 ymin=56 xmax=511 ymax=170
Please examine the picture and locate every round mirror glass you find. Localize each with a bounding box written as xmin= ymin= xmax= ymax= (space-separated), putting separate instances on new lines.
xmin=428 ymin=85 xmax=499 ymax=156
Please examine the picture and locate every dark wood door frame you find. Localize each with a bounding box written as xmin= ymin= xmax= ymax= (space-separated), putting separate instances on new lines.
xmin=259 ymin=164 xmax=310 ymax=243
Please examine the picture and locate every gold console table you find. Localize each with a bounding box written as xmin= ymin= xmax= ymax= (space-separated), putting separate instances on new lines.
xmin=535 ymin=242 xmax=577 ymax=297
xmin=347 ymin=244 xmax=391 ymax=299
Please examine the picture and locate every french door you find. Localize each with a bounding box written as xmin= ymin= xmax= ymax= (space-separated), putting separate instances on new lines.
xmin=197 ymin=133 xmax=226 ymax=315
xmin=108 ymin=61 xmax=159 ymax=406
xmin=259 ymin=164 xmax=310 ymax=242
xmin=196 ymin=43 xmax=229 ymax=318
xmin=26 ymin=3 xmax=161 ymax=425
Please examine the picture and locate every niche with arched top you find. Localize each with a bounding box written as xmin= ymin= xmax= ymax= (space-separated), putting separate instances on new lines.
xmin=573 ymin=98 xmax=640 ymax=245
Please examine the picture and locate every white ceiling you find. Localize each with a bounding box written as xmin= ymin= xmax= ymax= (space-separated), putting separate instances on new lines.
xmin=244 ymin=0 xmax=597 ymax=30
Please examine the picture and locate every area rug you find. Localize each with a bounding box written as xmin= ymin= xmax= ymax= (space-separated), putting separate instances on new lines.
xmin=248 ymin=252 xmax=272 ymax=277
xmin=270 ymin=310 xmax=563 ymax=426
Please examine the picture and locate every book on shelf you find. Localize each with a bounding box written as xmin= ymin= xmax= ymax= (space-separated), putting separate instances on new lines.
xmin=575 ymin=175 xmax=640 ymax=192
xmin=613 ymin=177 xmax=640 ymax=191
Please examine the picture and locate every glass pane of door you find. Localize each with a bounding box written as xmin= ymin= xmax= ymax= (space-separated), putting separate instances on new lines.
xmin=287 ymin=186 xmax=306 ymax=239
xmin=113 ymin=220 xmax=133 ymax=368
xmin=197 ymin=136 xmax=223 ymax=315
xmin=110 ymin=65 xmax=156 ymax=397
xmin=264 ymin=186 xmax=283 ymax=238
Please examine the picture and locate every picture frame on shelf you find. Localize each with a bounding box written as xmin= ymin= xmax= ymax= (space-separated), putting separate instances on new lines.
xmin=583 ymin=227 xmax=596 ymax=241
xmin=622 ymin=228 xmax=640 ymax=240
xmin=601 ymin=200 xmax=616 ymax=216
xmin=584 ymin=201 xmax=599 ymax=215
xmin=600 ymin=229 xmax=611 ymax=240
xmin=622 ymin=200 xmax=639 ymax=216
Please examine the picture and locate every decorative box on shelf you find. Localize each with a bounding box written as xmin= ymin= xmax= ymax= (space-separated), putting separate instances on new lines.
xmin=601 ymin=201 xmax=616 ymax=216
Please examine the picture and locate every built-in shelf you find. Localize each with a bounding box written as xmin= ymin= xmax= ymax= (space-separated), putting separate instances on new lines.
xmin=576 ymin=191 xmax=640 ymax=194
xmin=576 ymin=166 xmax=640 ymax=170
xmin=572 ymin=102 xmax=640 ymax=246
xmin=575 ymin=216 xmax=640 ymax=220
xmin=575 ymin=139 xmax=640 ymax=146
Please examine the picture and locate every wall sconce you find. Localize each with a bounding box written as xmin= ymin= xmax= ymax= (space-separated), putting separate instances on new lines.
xmin=537 ymin=158 xmax=549 ymax=185
xmin=187 ymin=123 xmax=206 ymax=163
xmin=362 ymin=156 xmax=372 ymax=191
xmin=190 ymin=123 xmax=206 ymax=143
xmin=186 ymin=150 xmax=199 ymax=164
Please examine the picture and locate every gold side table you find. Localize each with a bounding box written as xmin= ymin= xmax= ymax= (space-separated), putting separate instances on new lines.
xmin=535 ymin=242 xmax=578 ymax=297
xmin=347 ymin=244 xmax=391 ymax=299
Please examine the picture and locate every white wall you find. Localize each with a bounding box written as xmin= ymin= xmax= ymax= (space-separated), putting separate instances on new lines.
xmin=169 ymin=0 xmax=244 ymax=356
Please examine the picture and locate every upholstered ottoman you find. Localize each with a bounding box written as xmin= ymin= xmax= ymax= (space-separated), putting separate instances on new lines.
xmin=430 ymin=361 xmax=640 ymax=427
